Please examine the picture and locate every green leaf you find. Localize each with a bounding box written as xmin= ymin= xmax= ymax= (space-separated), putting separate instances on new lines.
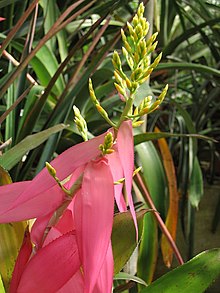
xmin=0 ymin=124 xmax=68 ymax=170
xmin=31 ymin=44 xmax=65 ymax=96
xmin=189 ymin=156 xmax=203 ymax=209
xmin=114 ymin=272 xmax=147 ymax=287
xmin=0 ymin=222 xmax=27 ymax=292
xmin=156 ymin=62 xmax=220 ymax=77
xmin=140 ymin=249 xmax=220 ymax=293
xmin=112 ymin=210 xmax=147 ymax=274
xmin=134 ymin=132 xmax=217 ymax=145
xmin=136 ymin=140 xmax=167 ymax=284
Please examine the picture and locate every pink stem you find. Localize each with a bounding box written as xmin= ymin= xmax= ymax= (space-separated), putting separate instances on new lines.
xmin=136 ymin=172 xmax=184 ymax=266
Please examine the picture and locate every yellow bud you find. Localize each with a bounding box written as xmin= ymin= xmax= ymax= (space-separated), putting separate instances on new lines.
xmin=158 ymin=84 xmax=168 ymax=102
xmin=89 ymin=79 xmax=99 ymax=105
xmin=137 ymin=2 xmax=145 ymax=17
xmin=125 ymin=78 xmax=132 ymax=90
xmin=114 ymin=83 xmax=125 ymax=96
xmin=127 ymin=22 xmax=134 ymax=37
xmin=46 ymin=162 xmax=56 ymax=178
xmin=121 ymin=29 xmax=127 ymax=43
xmin=132 ymin=120 xmax=144 ymax=127
xmin=112 ymin=51 xmax=121 ymax=70
xmin=150 ymin=52 xmax=162 ymax=69
xmin=114 ymin=71 xmax=123 ymax=84
xmin=132 ymin=15 xmax=138 ymax=27
xmin=96 ymin=104 xmax=108 ymax=118
xmin=105 ymin=149 xmax=115 ymax=154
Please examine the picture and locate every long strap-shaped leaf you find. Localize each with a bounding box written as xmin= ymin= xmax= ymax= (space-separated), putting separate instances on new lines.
xmin=155 ymin=127 xmax=179 ymax=268
xmin=0 ymin=124 xmax=68 ymax=170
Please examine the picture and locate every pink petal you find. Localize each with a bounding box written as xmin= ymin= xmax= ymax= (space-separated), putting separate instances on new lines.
xmin=64 ymin=164 xmax=86 ymax=190
xmin=57 ymin=270 xmax=84 ymax=293
xmin=10 ymin=133 xmax=106 ymax=212
xmin=10 ymin=229 xmax=32 ymax=293
xmin=0 ymin=183 xmax=64 ymax=223
xmin=43 ymin=206 xmax=75 ymax=247
xmin=0 ymin=181 xmax=30 ymax=215
xmin=93 ymin=243 xmax=114 ymax=293
xmin=30 ymin=211 xmax=54 ymax=248
xmin=108 ymin=150 xmax=127 ymax=212
xmin=117 ymin=121 xmax=138 ymax=236
xmin=74 ymin=158 xmax=114 ymax=293
xmin=0 ymin=17 xmax=5 ymax=21
xmin=17 ymin=231 xmax=80 ymax=293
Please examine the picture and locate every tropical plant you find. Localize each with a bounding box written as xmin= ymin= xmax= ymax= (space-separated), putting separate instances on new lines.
xmin=0 ymin=1 xmax=220 ymax=292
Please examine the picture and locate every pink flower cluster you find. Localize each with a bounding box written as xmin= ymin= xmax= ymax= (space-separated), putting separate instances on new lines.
xmin=0 ymin=121 xmax=136 ymax=292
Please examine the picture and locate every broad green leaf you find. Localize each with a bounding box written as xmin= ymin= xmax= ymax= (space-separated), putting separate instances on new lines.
xmin=189 ymin=156 xmax=203 ymax=209
xmin=0 ymin=124 xmax=68 ymax=170
xmin=140 ymin=249 xmax=220 ymax=293
xmin=114 ymin=272 xmax=147 ymax=287
xmin=136 ymin=140 xmax=167 ymax=285
xmin=31 ymin=44 xmax=65 ymax=96
xmin=112 ymin=210 xmax=147 ymax=274
xmin=137 ymin=214 xmax=158 ymax=286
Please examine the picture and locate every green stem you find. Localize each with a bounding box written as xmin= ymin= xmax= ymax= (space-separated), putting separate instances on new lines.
xmin=117 ymin=96 xmax=134 ymax=129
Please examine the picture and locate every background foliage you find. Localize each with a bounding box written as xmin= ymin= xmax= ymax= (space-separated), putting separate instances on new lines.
xmin=0 ymin=0 xmax=220 ymax=292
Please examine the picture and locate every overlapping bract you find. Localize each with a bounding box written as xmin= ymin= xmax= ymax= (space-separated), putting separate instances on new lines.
xmin=0 ymin=121 xmax=135 ymax=292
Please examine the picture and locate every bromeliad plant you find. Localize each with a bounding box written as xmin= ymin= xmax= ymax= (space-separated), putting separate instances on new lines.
xmin=0 ymin=3 xmax=220 ymax=293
